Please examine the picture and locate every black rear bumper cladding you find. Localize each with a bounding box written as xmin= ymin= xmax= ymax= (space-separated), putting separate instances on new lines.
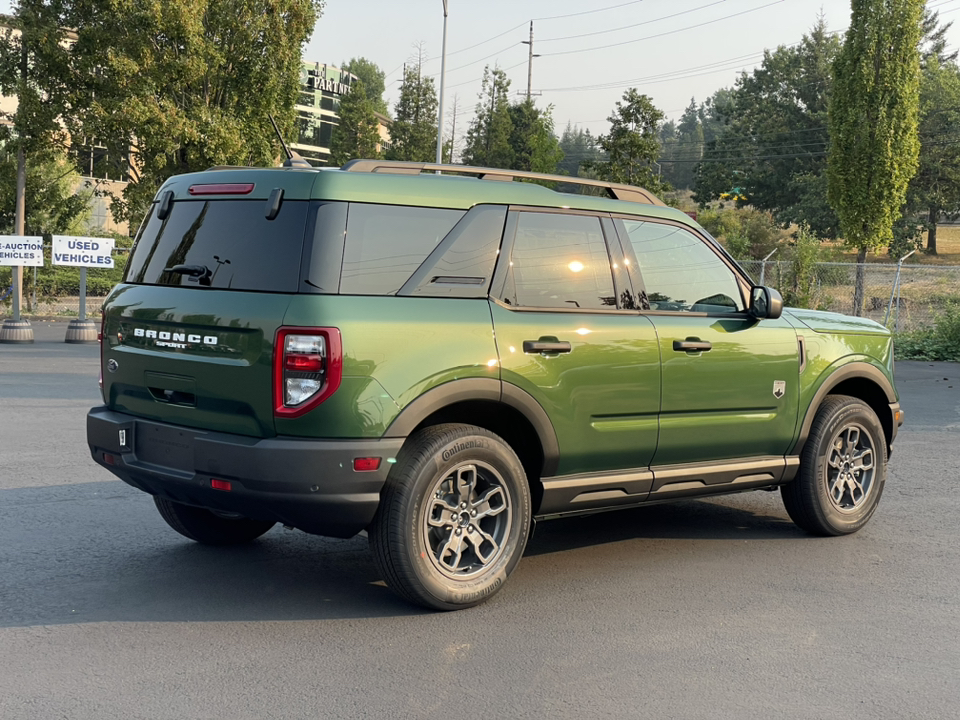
xmin=87 ymin=406 xmax=404 ymax=538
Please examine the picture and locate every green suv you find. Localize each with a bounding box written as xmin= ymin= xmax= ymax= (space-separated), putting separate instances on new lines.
xmin=87 ymin=160 xmax=903 ymax=610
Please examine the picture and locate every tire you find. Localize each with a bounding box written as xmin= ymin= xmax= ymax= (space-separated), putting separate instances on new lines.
xmin=781 ymin=395 xmax=887 ymax=536
xmin=369 ymin=424 xmax=532 ymax=611
xmin=154 ymin=496 xmax=276 ymax=545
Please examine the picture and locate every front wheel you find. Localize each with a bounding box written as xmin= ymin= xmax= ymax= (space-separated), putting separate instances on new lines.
xmin=781 ymin=395 xmax=887 ymax=536
xmin=369 ymin=424 xmax=532 ymax=611
xmin=154 ymin=497 xmax=276 ymax=545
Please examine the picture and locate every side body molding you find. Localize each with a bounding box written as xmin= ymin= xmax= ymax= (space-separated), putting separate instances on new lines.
xmin=791 ymin=361 xmax=897 ymax=455
xmin=382 ymin=378 xmax=561 ymax=476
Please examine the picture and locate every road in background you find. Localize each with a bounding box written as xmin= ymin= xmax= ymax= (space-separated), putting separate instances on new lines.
xmin=1 ymin=324 xmax=958 ymax=719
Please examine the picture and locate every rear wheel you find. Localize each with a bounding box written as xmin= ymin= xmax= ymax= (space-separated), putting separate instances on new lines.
xmin=781 ymin=395 xmax=887 ymax=536
xmin=154 ymin=497 xmax=275 ymax=545
xmin=369 ymin=424 xmax=531 ymax=611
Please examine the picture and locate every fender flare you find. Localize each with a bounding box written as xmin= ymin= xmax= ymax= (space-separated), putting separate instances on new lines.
xmin=791 ymin=361 xmax=896 ymax=455
xmin=383 ymin=378 xmax=560 ymax=476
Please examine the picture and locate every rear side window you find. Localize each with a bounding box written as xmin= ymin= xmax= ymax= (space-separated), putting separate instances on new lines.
xmin=125 ymin=200 xmax=309 ymax=292
xmin=339 ymin=204 xmax=465 ymax=295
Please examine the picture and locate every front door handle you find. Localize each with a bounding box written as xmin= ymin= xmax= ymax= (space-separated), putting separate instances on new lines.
xmin=523 ymin=340 xmax=572 ymax=354
xmin=673 ymin=339 xmax=712 ymax=352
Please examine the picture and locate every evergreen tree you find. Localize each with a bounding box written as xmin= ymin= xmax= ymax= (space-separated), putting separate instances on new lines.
xmin=828 ymin=0 xmax=924 ymax=314
xmin=462 ymin=66 xmax=513 ymax=169
xmin=508 ymin=100 xmax=563 ymax=174
xmin=586 ymin=88 xmax=670 ymax=195
xmin=558 ymin=123 xmax=602 ymax=177
xmin=329 ymin=79 xmax=381 ymax=166
xmin=387 ymin=63 xmax=438 ymax=162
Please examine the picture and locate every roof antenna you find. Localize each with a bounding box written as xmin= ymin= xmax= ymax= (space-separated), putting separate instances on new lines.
xmin=269 ymin=115 xmax=312 ymax=168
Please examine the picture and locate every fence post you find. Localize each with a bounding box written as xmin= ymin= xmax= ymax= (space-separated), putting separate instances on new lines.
xmin=64 ymin=264 xmax=98 ymax=344
xmin=884 ymin=250 xmax=915 ymax=328
xmin=759 ymin=248 xmax=778 ymax=286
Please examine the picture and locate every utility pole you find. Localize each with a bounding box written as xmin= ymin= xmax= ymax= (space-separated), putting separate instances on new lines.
xmin=434 ymin=0 xmax=449 ymax=166
xmin=521 ymin=21 xmax=540 ymax=101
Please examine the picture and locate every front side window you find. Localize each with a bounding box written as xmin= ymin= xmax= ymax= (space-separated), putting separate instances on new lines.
xmin=620 ymin=219 xmax=743 ymax=313
xmin=502 ymin=212 xmax=615 ymax=310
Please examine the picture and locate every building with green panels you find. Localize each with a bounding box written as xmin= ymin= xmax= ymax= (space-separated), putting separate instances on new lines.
xmin=293 ymin=62 xmax=390 ymax=166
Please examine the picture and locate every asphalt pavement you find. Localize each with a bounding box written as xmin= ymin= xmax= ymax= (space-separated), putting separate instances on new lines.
xmin=1 ymin=321 xmax=958 ymax=719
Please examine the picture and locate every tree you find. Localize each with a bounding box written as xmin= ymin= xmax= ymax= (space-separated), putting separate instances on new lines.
xmin=694 ymin=18 xmax=841 ymax=238
xmin=828 ymin=0 xmax=924 ymax=314
xmin=586 ymin=88 xmax=669 ymax=195
xmin=67 ymin=0 xmax=324 ymax=225
xmin=342 ymin=57 xmax=388 ymax=116
xmin=507 ymin=100 xmax=563 ymax=174
xmin=329 ymin=79 xmax=381 ymax=166
xmin=557 ymin=123 xmax=601 ymax=177
xmin=0 ymin=145 xmax=90 ymax=237
xmin=462 ymin=66 xmax=513 ymax=169
xmin=386 ymin=61 xmax=438 ymax=162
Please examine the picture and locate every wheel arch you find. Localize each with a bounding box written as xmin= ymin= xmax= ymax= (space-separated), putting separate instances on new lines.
xmin=792 ymin=362 xmax=896 ymax=456
xmin=383 ymin=378 xmax=559 ymax=511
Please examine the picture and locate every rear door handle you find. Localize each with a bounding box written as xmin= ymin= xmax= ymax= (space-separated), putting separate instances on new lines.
xmin=673 ymin=340 xmax=712 ymax=352
xmin=523 ymin=340 xmax=572 ymax=354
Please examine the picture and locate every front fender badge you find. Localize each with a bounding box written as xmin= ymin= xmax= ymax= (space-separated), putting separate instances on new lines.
xmin=773 ymin=380 xmax=786 ymax=399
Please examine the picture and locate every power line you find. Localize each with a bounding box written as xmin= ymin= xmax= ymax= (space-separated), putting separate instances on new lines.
xmin=540 ymin=0 xmax=786 ymax=58
xmin=539 ymin=0 xmax=729 ymax=43
xmin=533 ymin=0 xmax=648 ymax=21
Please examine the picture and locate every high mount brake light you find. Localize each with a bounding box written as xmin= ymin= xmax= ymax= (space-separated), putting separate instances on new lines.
xmin=274 ymin=327 xmax=342 ymax=418
xmin=188 ymin=183 xmax=255 ymax=196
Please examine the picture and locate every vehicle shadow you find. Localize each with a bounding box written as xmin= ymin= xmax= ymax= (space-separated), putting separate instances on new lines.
xmin=0 ymin=482 xmax=803 ymax=629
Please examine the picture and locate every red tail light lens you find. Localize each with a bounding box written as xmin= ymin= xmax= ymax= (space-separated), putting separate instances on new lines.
xmin=274 ymin=327 xmax=342 ymax=418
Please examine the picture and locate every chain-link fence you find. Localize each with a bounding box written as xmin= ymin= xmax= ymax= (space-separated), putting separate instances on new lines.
xmin=0 ymin=246 xmax=129 ymax=318
xmin=739 ymin=260 xmax=960 ymax=333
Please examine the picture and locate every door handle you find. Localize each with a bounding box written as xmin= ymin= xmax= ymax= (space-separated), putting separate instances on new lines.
xmin=523 ymin=340 xmax=572 ymax=354
xmin=673 ymin=339 xmax=712 ymax=352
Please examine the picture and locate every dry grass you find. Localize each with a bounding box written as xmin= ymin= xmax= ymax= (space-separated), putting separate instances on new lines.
xmin=830 ymin=225 xmax=960 ymax=265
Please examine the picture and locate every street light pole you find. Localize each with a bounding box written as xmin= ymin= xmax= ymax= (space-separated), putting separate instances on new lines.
xmin=434 ymin=0 xmax=449 ymax=166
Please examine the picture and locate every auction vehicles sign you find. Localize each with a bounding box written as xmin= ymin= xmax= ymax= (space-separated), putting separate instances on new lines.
xmin=53 ymin=236 xmax=115 ymax=268
xmin=0 ymin=236 xmax=44 ymax=266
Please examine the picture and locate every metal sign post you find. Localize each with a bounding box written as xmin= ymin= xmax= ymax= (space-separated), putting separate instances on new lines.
xmin=0 ymin=236 xmax=44 ymax=343
xmin=53 ymin=235 xmax=115 ymax=343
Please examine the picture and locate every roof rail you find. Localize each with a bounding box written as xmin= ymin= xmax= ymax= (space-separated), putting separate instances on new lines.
xmin=339 ymin=159 xmax=664 ymax=206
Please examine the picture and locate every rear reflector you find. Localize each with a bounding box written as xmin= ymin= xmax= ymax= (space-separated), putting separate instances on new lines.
xmin=211 ymin=479 xmax=233 ymax=492
xmin=188 ymin=183 xmax=255 ymax=196
xmin=353 ymin=457 xmax=382 ymax=472
xmin=103 ymin=453 xmax=116 ymax=466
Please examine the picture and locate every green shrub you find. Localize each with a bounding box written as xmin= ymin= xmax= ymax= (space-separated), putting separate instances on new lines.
xmin=698 ymin=206 xmax=784 ymax=259
xmin=895 ymin=302 xmax=960 ymax=362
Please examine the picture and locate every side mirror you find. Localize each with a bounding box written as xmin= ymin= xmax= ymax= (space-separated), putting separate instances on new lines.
xmin=750 ymin=286 xmax=783 ymax=320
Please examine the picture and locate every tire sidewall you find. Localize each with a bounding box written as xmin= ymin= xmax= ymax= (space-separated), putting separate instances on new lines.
xmin=400 ymin=431 xmax=531 ymax=609
xmin=809 ymin=401 xmax=887 ymax=534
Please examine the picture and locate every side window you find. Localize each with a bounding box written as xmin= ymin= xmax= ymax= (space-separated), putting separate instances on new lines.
xmin=502 ymin=212 xmax=616 ymax=311
xmin=621 ymin=219 xmax=744 ymax=313
xmin=340 ymin=204 xmax=465 ymax=295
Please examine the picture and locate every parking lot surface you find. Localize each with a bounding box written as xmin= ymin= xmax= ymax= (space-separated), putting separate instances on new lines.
xmin=1 ymin=322 xmax=958 ymax=719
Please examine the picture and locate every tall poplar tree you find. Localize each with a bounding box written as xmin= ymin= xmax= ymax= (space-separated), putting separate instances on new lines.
xmin=462 ymin=66 xmax=514 ymax=169
xmin=828 ymin=0 xmax=924 ymax=314
xmin=387 ymin=62 xmax=438 ymax=162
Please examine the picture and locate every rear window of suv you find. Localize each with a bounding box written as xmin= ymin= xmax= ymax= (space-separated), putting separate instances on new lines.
xmin=125 ymin=199 xmax=310 ymax=292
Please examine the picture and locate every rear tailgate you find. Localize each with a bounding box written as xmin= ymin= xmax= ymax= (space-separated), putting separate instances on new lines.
xmin=101 ymin=169 xmax=320 ymax=438
xmin=101 ymin=285 xmax=292 ymax=437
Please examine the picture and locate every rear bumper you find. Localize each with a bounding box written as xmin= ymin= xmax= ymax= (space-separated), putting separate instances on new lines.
xmin=87 ymin=406 xmax=404 ymax=538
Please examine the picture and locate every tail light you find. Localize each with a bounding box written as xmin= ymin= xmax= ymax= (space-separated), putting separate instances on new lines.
xmin=274 ymin=327 xmax=342 ymax=418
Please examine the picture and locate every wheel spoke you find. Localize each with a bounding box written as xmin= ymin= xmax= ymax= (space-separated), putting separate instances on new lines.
xmin=843 ymin=427 xmax=860 ymax=457
xmin=427 ymin=496 xmax=457 ymax=528
xmin=436 ymin=530 xmax=465 ymax=571
xmin=471 ymin=486 xmax=507 ymax=519
xmin=455 ymin=465 xmax=477 ymax=504
xmin=852 ymin=447 xmax=874 ymax=472
xmin=466 ymin=525 xmax=500 ymax=564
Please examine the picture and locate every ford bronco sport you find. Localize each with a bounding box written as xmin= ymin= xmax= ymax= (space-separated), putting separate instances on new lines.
xmin=87 ymin=160 xmax=903 ymax=610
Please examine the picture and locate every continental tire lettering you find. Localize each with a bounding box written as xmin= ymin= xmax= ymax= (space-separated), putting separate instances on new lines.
xmin=456 ymin=576 xmax=504 ymax=603
xmin=442 ymin=439 xmax=487 ymax=462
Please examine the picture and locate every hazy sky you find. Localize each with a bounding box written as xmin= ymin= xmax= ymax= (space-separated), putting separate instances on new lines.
xmin=309 ymin=0 xmax=960 ymax=137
